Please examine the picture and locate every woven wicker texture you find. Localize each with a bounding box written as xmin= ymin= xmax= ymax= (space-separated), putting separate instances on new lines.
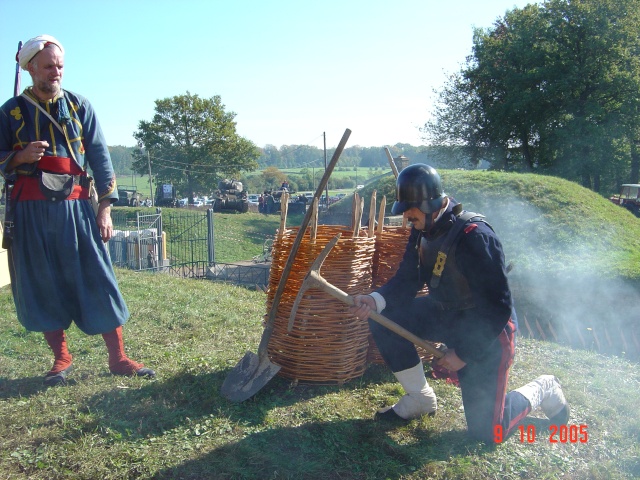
xmin=266 ymin=225 xmax=376 ymax=384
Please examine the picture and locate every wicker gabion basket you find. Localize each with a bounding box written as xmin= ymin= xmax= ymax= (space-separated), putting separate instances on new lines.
xmin=266 ymin=225 xmax=376 ymax=384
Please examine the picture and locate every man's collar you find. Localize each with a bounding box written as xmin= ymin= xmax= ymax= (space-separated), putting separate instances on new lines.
xmin=25 ymin=86 xmax=64 ymax=104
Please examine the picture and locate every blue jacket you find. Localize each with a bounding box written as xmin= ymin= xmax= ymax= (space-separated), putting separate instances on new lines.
xmin=376 ymin=199 xmax=513 ymax=363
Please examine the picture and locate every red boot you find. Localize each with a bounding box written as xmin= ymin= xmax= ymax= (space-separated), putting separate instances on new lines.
xmin=43 ymin=329 xmax=73 ymax=386
xmin=102 ymin=326 xmax=155 ymax=377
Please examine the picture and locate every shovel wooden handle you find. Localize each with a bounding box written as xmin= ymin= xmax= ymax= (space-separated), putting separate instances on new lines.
xmin=257 ymin=129 xmax=352 ymax=357
xmin=305 ymin=270 xmax=444 ymax=359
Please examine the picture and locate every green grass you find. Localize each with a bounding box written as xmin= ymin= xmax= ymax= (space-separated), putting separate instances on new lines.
xmin=0 ymin=269 xmax=638 ymax=479
xmin=111 ymin=209 xmax=289 ymax=264
xmin=2 ymin=170 xmax=640 ymax=478
xmin=208 ymin=212 xmax=298 ymax=263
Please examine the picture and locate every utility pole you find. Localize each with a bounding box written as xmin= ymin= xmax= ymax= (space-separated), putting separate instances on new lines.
xmin=147 ymin=150 xmax=154 ymax=206
xmin=323 ymin=132 xmax=329 ymax=206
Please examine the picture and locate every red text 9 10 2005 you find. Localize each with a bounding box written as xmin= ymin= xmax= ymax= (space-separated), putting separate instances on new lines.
xmin=493 ymin=424 xmax=588 ymax=443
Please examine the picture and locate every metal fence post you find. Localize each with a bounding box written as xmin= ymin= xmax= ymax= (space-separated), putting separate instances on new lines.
xmin=207 ymin=208 xmax=215 ymax=265
xmin=136 ymin=211 xmax=143 ymax=271
xmin=156 ymin=207 xmax=163 ymax=267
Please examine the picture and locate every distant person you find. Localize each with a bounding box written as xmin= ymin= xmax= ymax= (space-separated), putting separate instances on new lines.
xmin=350 ymin=164 xmax=568 ymax=442
xmin=265 ymin=192 xmax=275 ymax=215
xmin=258 ymin=194 xmax=265 ymax=214
xmin=0 ymin=35 xmax=155 ymax=386
xmin=281 ymin=180 xmax=289 ymax=191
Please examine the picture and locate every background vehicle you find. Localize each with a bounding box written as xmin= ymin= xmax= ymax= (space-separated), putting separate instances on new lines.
xmin=610 ymin=184 xmax=640 ymax=217
xmin=115 ymin=185 xmax=141 ymax=207
xmin=212 ymin=179 xmax=249 ymax=213
xmin=155 ymin=184 xmax=177 ymax=207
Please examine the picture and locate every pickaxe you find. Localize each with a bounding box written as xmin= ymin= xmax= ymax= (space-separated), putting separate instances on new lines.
xmin=288 ymin=233 xmax=445 ymax=360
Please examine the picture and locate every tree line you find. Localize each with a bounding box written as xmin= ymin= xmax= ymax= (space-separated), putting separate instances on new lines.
xmin=108 ymin=142 xmax=460 ymax=199
xmin=109 ymin=143 xmax=448 ymax=178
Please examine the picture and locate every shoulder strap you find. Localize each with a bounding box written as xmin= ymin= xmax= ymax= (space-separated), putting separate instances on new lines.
xmin=430 ymin=211 xmax=485 ymax=288
xmin=19 ymin=92 xmax=78 ymax=165
xmin=20 ymin=93 xmax=64 ymax=134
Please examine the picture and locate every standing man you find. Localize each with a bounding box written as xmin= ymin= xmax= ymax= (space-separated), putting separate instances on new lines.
xmin=265 ymin=191 xmax=275 ymax=215
xmin=351 ymin=164 xmax=568 ymax=442
xmin=0 ymin=35 xmax=154 ymax=386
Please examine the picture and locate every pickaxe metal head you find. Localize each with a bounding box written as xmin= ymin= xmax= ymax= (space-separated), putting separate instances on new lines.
xmin=287 ymin=233 xmax=344 ymax=331
xmin=287 ymin=232 xmax=445 ymax=359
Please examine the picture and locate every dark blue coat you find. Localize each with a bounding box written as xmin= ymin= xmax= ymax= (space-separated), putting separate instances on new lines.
xmin=376 ymin=199 xmax=513 ymax=363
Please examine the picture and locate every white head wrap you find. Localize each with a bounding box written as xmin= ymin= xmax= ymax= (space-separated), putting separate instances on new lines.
xmin=17 ymin=34 xmax=65 ymax=69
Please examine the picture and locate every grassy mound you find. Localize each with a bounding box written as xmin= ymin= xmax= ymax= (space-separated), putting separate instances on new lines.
xmin=349 ymin=170 xmax=640 ymax=280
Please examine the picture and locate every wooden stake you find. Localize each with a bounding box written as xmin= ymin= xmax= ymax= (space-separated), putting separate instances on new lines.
xmin=368 ymin=190 xmax=377 ymax=238
xmin=353 ymin=197 xmax=364 ymax=238
xmin=376 ymin=196 xmax=386 ymax=235
xmin=535 ymin=318 xmax=547 ymax=341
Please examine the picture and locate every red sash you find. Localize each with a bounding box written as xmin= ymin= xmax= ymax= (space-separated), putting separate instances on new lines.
xmin=12 ymin=156 xmax=89 ymax=201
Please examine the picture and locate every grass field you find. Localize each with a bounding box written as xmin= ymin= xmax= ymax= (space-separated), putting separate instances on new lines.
xmin=0 ymin=269 xmax=638 ymax=479
xmin=1 ymin=169 xmax=639 ymax=479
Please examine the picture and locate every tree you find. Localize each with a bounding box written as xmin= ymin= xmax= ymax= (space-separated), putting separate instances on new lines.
xmin=422 ymin=71 xmax=498 ymax=169
xmin=108 ymin=145 xmax=135 ymax=176
xmin=540 ymin=0 xmax=640 ymax=190
xmin=424 ymin=0 xmax=640 ymax=192
xmin=261 ymin=166 xmax=287 ymax=190
xmin=132 ymin=92 xmax=260 ymax=202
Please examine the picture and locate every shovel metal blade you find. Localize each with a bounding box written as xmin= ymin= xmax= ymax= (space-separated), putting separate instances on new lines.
xmin=220 ymin=351 xmax=281 ymax=402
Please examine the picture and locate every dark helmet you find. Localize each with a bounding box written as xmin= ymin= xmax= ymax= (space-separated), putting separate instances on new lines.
xmin=391 ymin=164 xmax=445 ymax=215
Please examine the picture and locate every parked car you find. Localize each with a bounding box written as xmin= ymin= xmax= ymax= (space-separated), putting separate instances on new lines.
xmin=610 ymin=184 xmax=640 ymax=217
xmin=247 ymin=194 xmax=259 ymax=205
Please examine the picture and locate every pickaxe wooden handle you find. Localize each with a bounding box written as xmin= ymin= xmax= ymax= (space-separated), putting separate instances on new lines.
xmin=288 ymin=234 xmax=445 ymax=359
xmin=384 ymin=147 xmax=399 ymax=179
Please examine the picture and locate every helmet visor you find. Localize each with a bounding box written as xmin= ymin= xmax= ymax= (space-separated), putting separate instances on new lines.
xmin=391 ymin=200 xmax=414 ymax=215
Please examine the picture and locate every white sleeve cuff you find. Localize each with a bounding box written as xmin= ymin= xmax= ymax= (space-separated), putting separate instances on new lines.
xmin=368 ymin=292 xmax=386 ymax=313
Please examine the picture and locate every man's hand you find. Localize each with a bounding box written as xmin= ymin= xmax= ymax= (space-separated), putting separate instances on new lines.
xmin=436 ymin=348 xmax=466 ymax=372
xmin=350 ymin=294 xmax=376 ymax=320
xmin=96 ymin=200 xmax=113 ymax=242
xmin=9 ymin=141 xmax=49 ymax=169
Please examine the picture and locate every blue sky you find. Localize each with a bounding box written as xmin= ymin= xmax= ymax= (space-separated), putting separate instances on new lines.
xmin=1 ymin=0 xmax=529 ymax=149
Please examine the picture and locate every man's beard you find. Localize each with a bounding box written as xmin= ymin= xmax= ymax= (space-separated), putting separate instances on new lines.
xmin=36 ymin=79 xmax=61 ymax=97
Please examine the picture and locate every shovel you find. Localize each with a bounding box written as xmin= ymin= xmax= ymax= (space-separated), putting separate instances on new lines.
xmin=220 ymin=128 xmax=352 ymax=402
